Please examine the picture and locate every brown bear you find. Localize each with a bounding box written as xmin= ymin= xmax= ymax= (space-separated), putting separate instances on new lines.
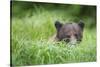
xmin=49 ymin=20 xmax=85 ymax=45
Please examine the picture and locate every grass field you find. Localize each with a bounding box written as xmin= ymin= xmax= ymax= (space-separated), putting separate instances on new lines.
xmin=11 ymin=2 xmax=96 ymax=66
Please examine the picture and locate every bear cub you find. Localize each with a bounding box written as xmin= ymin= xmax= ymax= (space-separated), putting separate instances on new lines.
xmin=54 ymin=20 xmax=85 ymax=45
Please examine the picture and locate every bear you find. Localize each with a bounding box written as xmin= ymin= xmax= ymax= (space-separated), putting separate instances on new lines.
xmin=49 ymin=20 xmax=85 ymax=45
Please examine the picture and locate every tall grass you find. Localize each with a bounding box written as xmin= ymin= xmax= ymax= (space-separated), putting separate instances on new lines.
xmin=11 ymin=2 xmax=96 ymax=66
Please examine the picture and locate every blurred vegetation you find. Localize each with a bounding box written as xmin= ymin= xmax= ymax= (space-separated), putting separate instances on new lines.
xmin=11 ymin=1 xmax=96 ymax=28
xmin=11 ymin=1 xmax=96 ymax=66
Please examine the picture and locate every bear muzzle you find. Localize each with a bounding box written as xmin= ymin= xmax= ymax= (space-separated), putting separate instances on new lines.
xmin=69 ymin=36 xmax=77 ymax=45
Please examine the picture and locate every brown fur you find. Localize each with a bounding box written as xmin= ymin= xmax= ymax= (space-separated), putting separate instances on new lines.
xmin=49 ymin=20 xmax=84 ymax=44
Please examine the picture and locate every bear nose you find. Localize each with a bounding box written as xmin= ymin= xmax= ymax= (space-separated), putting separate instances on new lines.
xmin=70 ymin=36 xmax=77 ymax=45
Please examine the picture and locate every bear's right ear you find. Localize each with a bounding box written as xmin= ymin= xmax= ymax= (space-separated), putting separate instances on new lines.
xmin=55 ymin=21 xmax=63 ymax=31
xmin=78 ymin=20 xmax=85 ymax=30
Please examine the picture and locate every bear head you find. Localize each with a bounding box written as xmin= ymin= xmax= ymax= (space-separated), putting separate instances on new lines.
xmin=55 ymin=20 xmax=85 ymax=45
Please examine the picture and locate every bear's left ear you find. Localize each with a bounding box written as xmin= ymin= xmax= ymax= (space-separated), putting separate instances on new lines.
xmin=78 ymin=20 xmax=85 ymax=30
xmin=55 ymin=21 xmax=63 ymax=31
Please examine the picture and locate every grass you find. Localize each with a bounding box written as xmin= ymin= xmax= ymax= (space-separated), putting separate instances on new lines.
xmin=11 ymin=2 xmax=96 ymax=66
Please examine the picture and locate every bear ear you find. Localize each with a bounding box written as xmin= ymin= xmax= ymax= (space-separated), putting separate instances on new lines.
xmin=78 ymin=20 xmax=85 ymax=30
xmin=55 ymin=21 xmax=63 ymax=31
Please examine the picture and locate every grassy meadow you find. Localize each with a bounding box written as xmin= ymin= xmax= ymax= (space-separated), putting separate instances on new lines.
xmin=11 ymin=1 xmax=96 ymax=66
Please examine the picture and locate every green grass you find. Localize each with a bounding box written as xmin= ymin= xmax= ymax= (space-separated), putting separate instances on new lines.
xmin=11 ymin=2 xmax=96 ymax=66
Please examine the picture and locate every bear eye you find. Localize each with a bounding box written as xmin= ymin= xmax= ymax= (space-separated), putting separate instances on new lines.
xmin=74 ymin=34 xmax=78 ymax=37
xmin=66 ymin=35 xmax=70 ymax=38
